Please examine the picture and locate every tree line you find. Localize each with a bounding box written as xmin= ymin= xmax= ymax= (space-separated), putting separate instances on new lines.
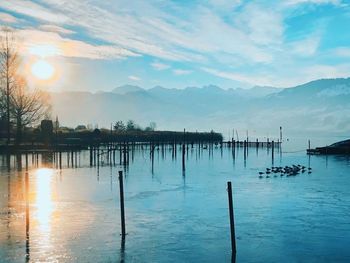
xmin=0 ymin=27 xmax=49 ymax=144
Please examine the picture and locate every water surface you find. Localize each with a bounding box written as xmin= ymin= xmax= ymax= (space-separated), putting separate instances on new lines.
xmin=0 ymin=142 xmax=350 ymax=262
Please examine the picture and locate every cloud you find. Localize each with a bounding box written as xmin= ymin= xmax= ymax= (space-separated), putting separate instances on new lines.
xmin=173 ymin=69 xmax=192 ymax=75
xmin=333 ymin=47 xmax=350 ymax=57
xmin=0 ymin=0 xmax=68 ymax=23
xmin=39 ymin=25 xmax=75 ymax=35
xmin=0 ymin=12 xmax=18 ymax=23
xmin=151 ymin=62 xmax=170 ymax=70
xmin=1 ymin=0 xmax=349 ymax=90
xmin=290 ymin=35 xmax=321 ymax=56
xmin=128 ymin=75 xmax=141 ymax=81
xmin=285 ymin=0 xmax=341 ymax=5
xmin=234 ymin=3 xmax=284 ymax=46
xmin=19 ymin=29 xmax=140 ymax=60
xmin=202 ymin=67 xmax=273 ymax=86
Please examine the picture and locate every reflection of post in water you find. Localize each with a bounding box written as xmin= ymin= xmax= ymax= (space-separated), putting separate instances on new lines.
xmin=150 ymin=143 xmax=155 ymax=175
xmin=25 ymin=171 xmax=30 ymax=262
xmin=6 ymin=153 xmax=11 ymax=172
xmin=243 ymin=140 xmax=247 ymax=167
xmin=67 ymin=151 xmax=70 ymax=168
xmin=182 ymin=143 xmax=185 ymax=172
xmin=271 ymin=141 xmax=275 ymax=166
xmin=16 ymin=154 xmax=22 ymax=171
xmin=25 ymin=153 xmax=28 ymax=170
xmin=232 ymin=140 xmax=236 ymax=163
xmin=59 ymin=151 xmax=62 ymax=170
xmin=231 ymin=252 xmax=236 ymax=263
xmin=220 ymin=142 xmax=223 ymax=158
xmin=120 ymin=236 xmax=126 ymax=263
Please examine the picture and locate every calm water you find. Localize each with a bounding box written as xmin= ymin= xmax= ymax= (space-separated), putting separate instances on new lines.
xmin=1 ymin=141 xmax=350 ymax=262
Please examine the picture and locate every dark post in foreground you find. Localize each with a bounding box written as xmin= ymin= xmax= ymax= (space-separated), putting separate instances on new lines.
xmin=118 ymin=171 xmax=126 ymax=238
xmin=227 ymin=181 xmax=236 ymax=254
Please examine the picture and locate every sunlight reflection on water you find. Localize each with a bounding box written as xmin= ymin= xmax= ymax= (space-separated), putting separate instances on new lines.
xmin=33 ymin=168 xmax=54 ymax=254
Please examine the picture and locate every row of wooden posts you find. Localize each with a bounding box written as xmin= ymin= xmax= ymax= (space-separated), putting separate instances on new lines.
xmin=3 ymin=138 xmax=281 ymax=172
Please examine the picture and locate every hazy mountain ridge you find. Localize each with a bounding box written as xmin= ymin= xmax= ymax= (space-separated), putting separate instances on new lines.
xmin=50 ymin=78 xmax=350 ymax=136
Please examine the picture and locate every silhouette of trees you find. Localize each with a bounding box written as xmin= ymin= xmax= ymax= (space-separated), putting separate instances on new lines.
xmin=114 ymin=120 xmax=125 ymax=132
xmin=126 ymin=120 xmax=136 ymax=131
xmin=0 ymin=27 xmax=51 ymax=144
xmin=145 ymin=122 xmax=156 ymax=131
xmin=10 ymin=76 xmax=50 ymax=144
xmin=0 ymin=27 xmax=19 ymax=143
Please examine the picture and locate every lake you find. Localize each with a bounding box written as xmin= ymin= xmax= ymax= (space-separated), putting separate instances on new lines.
xmin=0 ymin=138 xmax=350 ymax=262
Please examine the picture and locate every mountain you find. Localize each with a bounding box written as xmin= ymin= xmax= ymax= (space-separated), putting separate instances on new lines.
xmin=50 ymin=78 xmax=350 ymax=137
xmin=112 ymin=85 xmax=144 ymax=94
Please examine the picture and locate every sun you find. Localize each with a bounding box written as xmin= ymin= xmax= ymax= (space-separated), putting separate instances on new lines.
xmin=31 ymin=59 xmax=55 ymax=80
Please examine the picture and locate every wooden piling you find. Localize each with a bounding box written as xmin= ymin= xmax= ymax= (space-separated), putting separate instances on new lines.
xmin=118 ymin=171 xmax=126 ymax=238
xmin=227 ymin=181 xmax=236 ymax=254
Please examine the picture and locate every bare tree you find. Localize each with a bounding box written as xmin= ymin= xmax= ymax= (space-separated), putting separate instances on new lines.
xmin=10 ymin=76 xmax=50 ymax=144
xmin=114 ymin=120 xmax=125 ymax=132
xmin=0 ymin=27 xmax=19 ymax=143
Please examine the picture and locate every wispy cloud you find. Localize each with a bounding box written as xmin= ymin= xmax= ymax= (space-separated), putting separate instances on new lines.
xmin=39 ymin=25 xmax=75 ymax=35
xmin=128 ymin=75 xmax=141 ymax=81
xmin=0 ymin=12 xmax=18 ymax=23
xmin=285 ymin=0 xmax=341 ymax=6
xmin=151 ymin=62 xmax=170 ymax=70
xmin=1 ymin=0 xmax=349 ymax=89
xmin=173 ymin=69 xmax=192 ymax=75
xmin=19 ymin=29 xmax=139 ymax=60
xmin=0 ymin=0 xmax=68 ymax=23
xmin=202 ymin=67 xmax=273 ymax=86
xmin=333 ymin=47 xmax=350 ymax=57
xmin=290 ymin=35 xmax=321 ymax=57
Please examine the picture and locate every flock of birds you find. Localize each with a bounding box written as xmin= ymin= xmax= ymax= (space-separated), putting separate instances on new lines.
xmin=258 ymin=164 xmax=312 ymax=178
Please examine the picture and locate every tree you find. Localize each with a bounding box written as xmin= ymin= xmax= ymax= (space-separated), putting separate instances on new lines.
xmin=114 ymin=120 xmax=125 ymax=132
xmin=126 ymin=120 xmax=136 ymax=131
xmin=0 ymin=27 xmax=19 ymax=143
xmin=145 ymin=121 xmax=157 ymax=131
xmin=10 ymin=76 xmax=50 ymax=144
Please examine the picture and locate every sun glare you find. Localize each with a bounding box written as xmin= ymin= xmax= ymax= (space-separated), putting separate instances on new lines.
xmin=31 ymin=59 xmax=55 ymax=80
xmin=29 ymin=44 xmax=61 ymax=58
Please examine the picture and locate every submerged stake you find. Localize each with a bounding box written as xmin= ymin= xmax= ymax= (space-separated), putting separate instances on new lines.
xmin=227 ymin=181 xmax=236 ymax=254
xmin=118 ymin=171 xmax=126 ymax=238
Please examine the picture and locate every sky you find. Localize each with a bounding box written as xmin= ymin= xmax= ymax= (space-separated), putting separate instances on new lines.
xmin=0 ymin=0 xmax=350 ymax=92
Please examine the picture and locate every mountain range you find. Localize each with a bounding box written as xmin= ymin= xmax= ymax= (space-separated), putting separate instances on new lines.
xmin=50 ymin=78 xmax=350 ymax=138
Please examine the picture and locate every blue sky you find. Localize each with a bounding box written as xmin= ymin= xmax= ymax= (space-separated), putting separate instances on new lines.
xmin=0 ymin=0 xmax=350 ymax=92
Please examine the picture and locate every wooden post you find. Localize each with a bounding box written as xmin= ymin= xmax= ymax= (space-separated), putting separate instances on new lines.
xmin=308 ymin=140 xmax=311 ymax=151
xmin=118 ymin=171 xmax=126 ymax=238
xmin=227 ymin=182 xmax=236 ymax=254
